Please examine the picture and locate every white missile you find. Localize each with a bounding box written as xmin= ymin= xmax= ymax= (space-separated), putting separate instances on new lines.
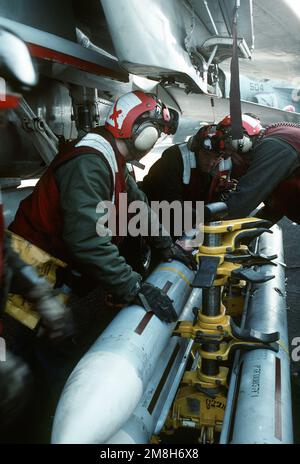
xmin=106 ymin=288 xmax=202 ymax=444
xmin=51 ymin=260 xmax=194 ymax=444
xmin=221 ymin=226 xmax=293 ymax=444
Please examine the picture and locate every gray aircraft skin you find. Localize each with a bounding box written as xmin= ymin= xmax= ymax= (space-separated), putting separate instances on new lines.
xmin=0 ymin=0 xmax=299 ymax=444
xmin=223 ymin=71 xmax=300 ymax=113
xmin=0 ymin=0 xmax=299 ymax=179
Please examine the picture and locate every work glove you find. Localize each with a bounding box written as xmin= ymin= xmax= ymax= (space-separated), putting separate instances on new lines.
xmin=124 ymin=281 xmax=177 ymax=323
xmin=26 ymin=282 xmax=75 ymax=343
xmin=160 ymin=243 xmax=197 ymax=271
xmin=0 ymin=351 xmax=32 ymax=428
xmin=136 ymin=282 xmax=177 ymax=323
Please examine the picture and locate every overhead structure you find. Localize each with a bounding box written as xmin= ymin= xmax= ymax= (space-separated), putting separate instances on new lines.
xmin=101 ymin=0 xmax=253 ymax=94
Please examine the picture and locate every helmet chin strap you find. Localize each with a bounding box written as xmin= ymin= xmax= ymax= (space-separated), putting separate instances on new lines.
xmin=130 ymin=159 xmax=146 ymax=170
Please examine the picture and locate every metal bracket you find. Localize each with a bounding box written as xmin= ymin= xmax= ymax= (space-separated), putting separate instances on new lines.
xmin=16 ymin=97 xmax=59 ymax=165
xmin=192 ymin=256 xmax=220 ymax=288
xmin=176 ymin=308 xmax=280 ymax=360
xmin=231 ymin=267 xmax=275 ymax=284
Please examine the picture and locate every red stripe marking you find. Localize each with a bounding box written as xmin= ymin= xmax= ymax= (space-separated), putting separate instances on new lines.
xmin=228 ymin=361 xmax=244 ymax=443
xmin=0 ymin=94 xmax=21 ymax=109
xmin=275 ymin=357 xmax=282 ymax=441
xmin=27 ymin=43 xmax=126 ymax=80
xmin=162 ymin=280 xmax=173 ymax=294
xmin=134 ymin=281 xmax=173 ymax=335
xmin=135 ymin=312 xmax=154 ymax=335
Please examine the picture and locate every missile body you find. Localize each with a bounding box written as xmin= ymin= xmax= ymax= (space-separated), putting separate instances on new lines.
xmin=106 ymin=288 xmax=202 ymax=444
xmin=221 ymin=226 xmax=293 ymax=444
xmin=52 ymin=260 xmax=194 ymax=444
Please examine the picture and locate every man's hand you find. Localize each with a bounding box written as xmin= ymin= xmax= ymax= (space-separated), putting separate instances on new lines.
xmin=26 ymin=283 xmax=75 ymax=342
xmin=124 ymin=281 xmax=177 ymax=323
xmin=160 ymin=243 xmax=197 ymax=270
xmin=136 ymin=282 xmax=177 ymax=323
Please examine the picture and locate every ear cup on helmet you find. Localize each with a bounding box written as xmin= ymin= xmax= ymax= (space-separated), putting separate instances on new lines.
xmin=187 ymin=136 xmax=194 ymax=151
xmin=133 ymin=123 xmax=160 ymax=152
xmin=231 ymin=135 xmax=253 ymax=153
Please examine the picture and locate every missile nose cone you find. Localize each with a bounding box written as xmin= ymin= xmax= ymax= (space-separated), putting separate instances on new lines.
xmin=51 ymin=351 xmax=143 ymax=444
xmin=51 ymin=262 xmax=194 ymax=444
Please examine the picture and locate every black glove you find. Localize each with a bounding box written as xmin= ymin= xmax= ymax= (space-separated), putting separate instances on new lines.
xmin=133 ymin=282 xmax=177 ymax=323
xmin=26 ymin=282 xmax=75 ymax=342
xmin=0 ymin=351 xmax=32 ymax=428
xmin=160 ymin=243 xmax=197 ymax=270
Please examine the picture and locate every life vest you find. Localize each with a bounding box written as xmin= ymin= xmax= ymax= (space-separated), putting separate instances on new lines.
xmin=229 ymin=123 xmax=300 ymax=223
xmin=265 ymin=167 xmax=300 ymax=224
xmin=179 ymin=143 xmax=197 ymax=186
xmin=208 ymin=158 xmax=233 ymax=202
xmin=264 ymin=122 xmax=300 ymax=155
xmin=253 ymin=123 xmax=300 ymax=223
xmin=178 ymin=143 xmax=212 ymax=202
xmin=10 ymin=128 xmax=127 ymax=262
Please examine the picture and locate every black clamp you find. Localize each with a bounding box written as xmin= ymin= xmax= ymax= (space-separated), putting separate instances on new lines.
xmin=231 ymin=267 xmax=275 ymax=284
xmin=225 ymin=251 xmax=278 ymax=267
xmin=230 ymin=318 xmax=280 ymax=344
xmin=192 ymin=256 xmax=220 ymax=288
